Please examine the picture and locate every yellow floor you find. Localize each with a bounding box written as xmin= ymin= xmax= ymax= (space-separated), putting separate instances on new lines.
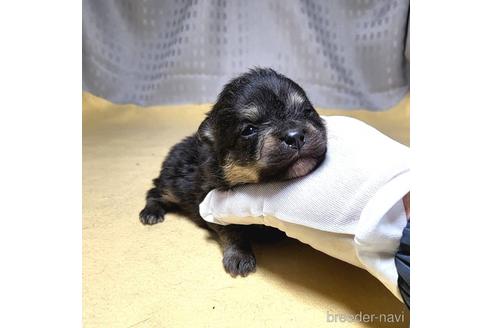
xmin=83 ymin=92 xmax=410 ymax=328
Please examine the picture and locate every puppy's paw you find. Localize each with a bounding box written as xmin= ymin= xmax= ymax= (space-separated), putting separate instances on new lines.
xmin=139 ymin=203 xmax=166 ymax=225
xmin=223 ymin=247 xmax=256 ymax=277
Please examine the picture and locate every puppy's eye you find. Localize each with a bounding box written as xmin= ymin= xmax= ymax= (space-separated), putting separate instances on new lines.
xmin=304 ymin=106 xmax=314 ymax=114
xmin=241 ymin=125 xmax=258 ymax=137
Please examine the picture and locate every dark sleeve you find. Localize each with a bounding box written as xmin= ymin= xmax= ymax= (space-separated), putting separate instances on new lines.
xmin=395 ymin=220 xmax=410 ymax=309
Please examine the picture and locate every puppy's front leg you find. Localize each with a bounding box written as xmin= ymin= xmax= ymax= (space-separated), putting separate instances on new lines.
xmin=208 ymin=223 xmax=256 ymax=277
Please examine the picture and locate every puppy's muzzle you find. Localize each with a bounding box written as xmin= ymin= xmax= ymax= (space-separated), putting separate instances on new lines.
xmin=281 ymin=129 xmax=305 ymax=150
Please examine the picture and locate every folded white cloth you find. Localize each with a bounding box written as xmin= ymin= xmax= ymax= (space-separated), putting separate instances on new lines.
xmin=199 ymin=116 xmax=409 ymax=301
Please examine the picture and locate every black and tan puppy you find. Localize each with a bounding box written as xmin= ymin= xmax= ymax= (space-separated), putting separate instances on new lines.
xmin=140 ymin=68 xmax=327 ymax=277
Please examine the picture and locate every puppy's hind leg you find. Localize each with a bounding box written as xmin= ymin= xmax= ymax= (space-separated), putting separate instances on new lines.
xmin=139 ymin=186 xmax=178 ymax=225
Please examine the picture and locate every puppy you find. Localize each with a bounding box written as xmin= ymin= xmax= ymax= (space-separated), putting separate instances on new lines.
xmin=140 ymin=68 xmax=327 ymax=277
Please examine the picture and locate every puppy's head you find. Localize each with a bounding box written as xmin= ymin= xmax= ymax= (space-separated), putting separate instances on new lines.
xmin=199 ymin=68 xmax=327 ymax=186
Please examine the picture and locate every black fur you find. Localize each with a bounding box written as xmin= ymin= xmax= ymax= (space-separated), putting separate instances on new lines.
xmin=140 ymin=68 xmax=327 ymax=277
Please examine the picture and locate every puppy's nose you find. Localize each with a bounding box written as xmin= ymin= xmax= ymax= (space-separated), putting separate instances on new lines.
xmin=282 ymin=129 xmax=305 ymax=150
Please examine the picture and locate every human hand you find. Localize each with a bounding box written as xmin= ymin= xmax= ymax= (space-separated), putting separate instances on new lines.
xmin=199 ymin=116 xmax=410 ymax=299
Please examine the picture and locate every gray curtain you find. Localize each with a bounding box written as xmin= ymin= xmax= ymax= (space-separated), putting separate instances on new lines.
xmin=83 ymin=0 xmax=409 ymax=110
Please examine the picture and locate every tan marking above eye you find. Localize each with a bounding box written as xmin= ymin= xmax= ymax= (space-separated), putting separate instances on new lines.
xmin=240 ymin=106 xmax=260 ymax=121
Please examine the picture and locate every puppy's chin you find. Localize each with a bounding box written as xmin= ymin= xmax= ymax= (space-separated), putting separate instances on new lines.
xmin=285 ymin=157 xmax=319 ymax=179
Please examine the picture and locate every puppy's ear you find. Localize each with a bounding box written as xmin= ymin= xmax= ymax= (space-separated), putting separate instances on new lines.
xmin=197 ymin=116 xmax=215 ymax=144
